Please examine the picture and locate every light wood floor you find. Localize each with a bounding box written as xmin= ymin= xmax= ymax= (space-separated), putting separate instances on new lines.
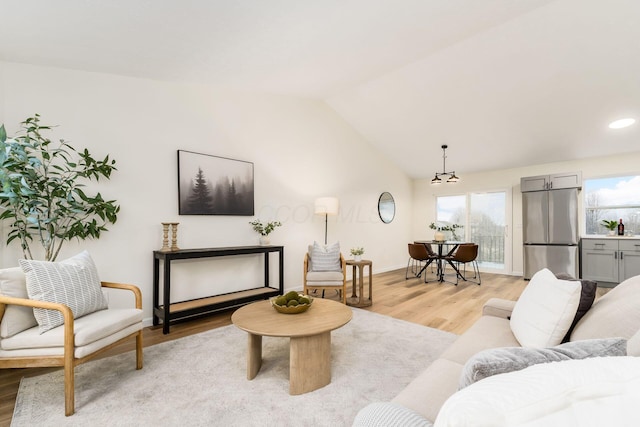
xmin=0 ymin=268 xmax=606 ymax=425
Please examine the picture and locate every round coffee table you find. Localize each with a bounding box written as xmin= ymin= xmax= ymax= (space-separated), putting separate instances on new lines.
xmin=231 ymin=298 xmax=352 ymax=395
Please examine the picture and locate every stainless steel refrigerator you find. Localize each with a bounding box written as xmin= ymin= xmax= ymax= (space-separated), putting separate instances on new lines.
xmin=522 ymin=187 xmax=579 ymax=279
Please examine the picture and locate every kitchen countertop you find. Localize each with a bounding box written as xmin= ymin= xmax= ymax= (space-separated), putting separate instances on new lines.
xmin=582 ymin=235 xmax=640 ymax=239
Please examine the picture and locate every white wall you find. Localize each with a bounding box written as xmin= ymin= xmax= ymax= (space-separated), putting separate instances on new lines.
xmin=413 ymin=151 xmax=640 ymax=275
xmin=0 ymin=61 xmax=413 ymax=320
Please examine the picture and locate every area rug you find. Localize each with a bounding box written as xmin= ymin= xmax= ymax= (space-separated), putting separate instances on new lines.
xmin=11 ymin=308 xmax=457 ymax=427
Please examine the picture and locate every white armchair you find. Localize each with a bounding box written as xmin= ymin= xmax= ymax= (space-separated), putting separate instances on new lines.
xmin=0 ymin=266 xmax=143 ymax=416
xmin=303 ymin=244 xmax=347 ymax=304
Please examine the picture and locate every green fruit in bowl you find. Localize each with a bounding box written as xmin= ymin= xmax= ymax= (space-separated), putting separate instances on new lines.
xmin=275 ymin=296 xmax=288 ymax=306
xmin=287 ymin=300 xmax=299 ymax=307
xmin=298 ymin=296 xmax=310 ymax=305
xmin=284 ymin=291 xmax=300 ymax=301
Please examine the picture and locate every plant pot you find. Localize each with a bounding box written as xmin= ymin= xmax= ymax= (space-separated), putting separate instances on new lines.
xmin=434 ymin=231 xmax=445 ymax=242
xmin=354 ymin=255 xmax=362 ymax=262
xmin=259 ymin=235 xmax=270 ymax=245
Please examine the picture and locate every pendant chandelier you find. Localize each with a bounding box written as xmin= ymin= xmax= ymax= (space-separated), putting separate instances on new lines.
xmin=431 ymin=144 xmax=459 ymax=184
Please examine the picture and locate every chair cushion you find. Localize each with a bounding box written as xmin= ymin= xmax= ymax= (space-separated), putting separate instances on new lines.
xmin=19 ymin=251 xmax=109 ymax=333
xmin=310 ymin=241 xmax=341 ymax=271
xmin=306 ymin=271 xmax=344 ymax=282
xmin=0 ymin=267 xmax=38 ymax=338
xmin=0 ymin=321 xmax=142 ymax=359
xmin=571 ymin=274 xmax=640 ymax=342
xmin=0 ymin=308 xmax=143 ymax=350
xmin=510 ymin=268 xmax=581 ymax=348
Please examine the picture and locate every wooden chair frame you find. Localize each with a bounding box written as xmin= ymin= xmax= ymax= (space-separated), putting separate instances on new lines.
xmin=303 ymin=253 xmax=347 ymax=304
xmin=0 ymin=281 xmax=143 ymax=416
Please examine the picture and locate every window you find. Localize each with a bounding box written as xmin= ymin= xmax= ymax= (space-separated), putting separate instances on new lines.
xmin=436 ymin=195 xmax=466 ymax=226
xmin=584 ymin=176 xmax=640 ymax=235
xmin=436 ymin=191 xmax=508 ymax=271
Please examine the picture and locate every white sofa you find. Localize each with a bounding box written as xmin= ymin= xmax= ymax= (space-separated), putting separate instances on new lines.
xmin=354 ymin=272 xmax=640 ymax=426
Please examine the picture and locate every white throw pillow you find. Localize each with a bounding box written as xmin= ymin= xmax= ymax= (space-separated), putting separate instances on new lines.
xmin=19 ymin=251 xmax=108 ymax=333
xmin=0 ymin=267 xmax=38 ymax=338
xmin=310 ymin=241 xmax=341 ymax=272
xmin=510 ymin=268 xmax=581 ymax=348
xmin=435 ymin=357 xmax=640 ymax=427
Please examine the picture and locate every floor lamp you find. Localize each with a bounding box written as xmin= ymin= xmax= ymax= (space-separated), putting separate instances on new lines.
xmin=314 ymin=197 xmax=339 ymax=245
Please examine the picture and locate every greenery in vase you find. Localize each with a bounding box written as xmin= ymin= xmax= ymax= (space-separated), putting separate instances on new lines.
xmin=0 ymin=115 xmax=120 ymax=261
xmin=249 ymin=219 xmax=282 ymax=236
xmin=429 ymin=222 xmax=463 ymax=232
xmin=601 ymin=219 xmax=618 ymax=231
xmin=350 ymin=247 xmax=364 ymax=256
xmin=429 ymin=222 xmax=463 ymax=240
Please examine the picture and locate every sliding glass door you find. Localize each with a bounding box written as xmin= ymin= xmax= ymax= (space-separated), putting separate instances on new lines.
xmin=436 ymin=190 xmax=510 ymax=273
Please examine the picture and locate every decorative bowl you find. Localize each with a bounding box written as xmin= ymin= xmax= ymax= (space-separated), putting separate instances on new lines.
xmin=270 ymin=294 xmax=314 ymax=314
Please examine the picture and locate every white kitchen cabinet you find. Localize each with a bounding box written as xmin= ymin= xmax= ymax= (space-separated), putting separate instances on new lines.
xmin=581 ymin=238 xmax=640 ymax=285
xmin=521 ymin=172 xmax=582 ymax=192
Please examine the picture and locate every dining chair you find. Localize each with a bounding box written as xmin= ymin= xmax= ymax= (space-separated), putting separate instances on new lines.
xmin=405 ymin=243 xmax=438 ymax=282
xmin=443 ymin=243 xmax=481 ymax=285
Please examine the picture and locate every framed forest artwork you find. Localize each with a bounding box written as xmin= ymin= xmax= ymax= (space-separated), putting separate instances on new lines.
xmin=177 ymin=150 xmax=254 ymax=215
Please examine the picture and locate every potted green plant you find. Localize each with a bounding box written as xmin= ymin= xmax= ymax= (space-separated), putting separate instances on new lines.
xmin=350 ymin=247 xmax=364 ymax=261
xmin=0 ymin=115 xmax=120 ymax=261
xmin=249 ymin=219 xmax=282 ymax=245
xmin=601 ymin=219 xmax=618 ymax=236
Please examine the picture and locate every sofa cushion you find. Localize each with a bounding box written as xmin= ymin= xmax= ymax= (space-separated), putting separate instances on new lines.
xmin=353 ymin=402 xmax=433 ymax=427
xmin=19 ymin=251 xmax=109 ymax=333
xmin=510 ymin=268 xmax=581 ymax=347
xmin=439 ymin=315 xmax=519 ymax=365
xmin=310 ymin=241 xmax=341 ymax=271
xmin=392 ymin=358 xmax=463 ymax=423
xmin=0 ymin=267 xmax=38 ymax=338
xmin=459 ymin=337 xmax=627 ymax=389
xmin=435 ymin=357 xmax=640 ymax=427
xmin=571 ymin=274 xmax=640 ymax=342
xmin=628 ymin=329 xmax=640 ymax=357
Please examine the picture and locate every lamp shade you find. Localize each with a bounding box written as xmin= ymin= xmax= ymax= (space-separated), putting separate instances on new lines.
xmin=314 ymin=197 xmax=339 ymax=215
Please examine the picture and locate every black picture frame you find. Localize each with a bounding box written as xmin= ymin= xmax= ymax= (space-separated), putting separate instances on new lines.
xmin=177 ymin=150 xmax=254 ymax=215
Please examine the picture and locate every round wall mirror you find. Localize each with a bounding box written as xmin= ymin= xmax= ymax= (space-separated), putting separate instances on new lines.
xmin=378 ymin=192 xmax=395 ymax=224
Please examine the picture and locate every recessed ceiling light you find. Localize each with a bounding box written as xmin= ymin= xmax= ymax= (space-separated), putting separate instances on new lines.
xmin=609 ymin=118 xmax=636 ymax=129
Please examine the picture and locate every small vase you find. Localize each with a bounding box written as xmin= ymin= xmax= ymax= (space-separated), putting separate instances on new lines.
xmin=354 ymin=255 xmax=362 ymax=262
xmin=259 ymin=235 xmax=270 ymax=245
xmin=434 ymin=231 xmax=445 ymax=242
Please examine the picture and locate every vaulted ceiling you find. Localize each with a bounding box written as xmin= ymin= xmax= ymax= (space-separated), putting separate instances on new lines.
xmin=1 ymin=0 xmax=639 ymax=178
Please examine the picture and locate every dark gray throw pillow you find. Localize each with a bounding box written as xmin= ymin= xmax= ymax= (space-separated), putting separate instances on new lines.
xmin=459 ymin=337 xmax=627 ymax=389
xmin=555 ymin=273 xmax=597 ymax=342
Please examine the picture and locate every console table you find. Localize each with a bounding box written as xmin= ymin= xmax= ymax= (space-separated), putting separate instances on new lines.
xmin=153 ymin=245 xmax=284 ymax=334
